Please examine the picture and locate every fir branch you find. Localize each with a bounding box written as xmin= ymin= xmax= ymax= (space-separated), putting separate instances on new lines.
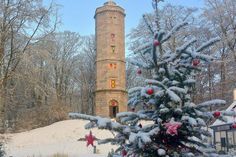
xmin=196 ymin=99 xmax=226 ymax=109
xmin=161 ymin=22 xmax=188 ymax=43
xmin=196 ymin=37 xmax=220 ymax=52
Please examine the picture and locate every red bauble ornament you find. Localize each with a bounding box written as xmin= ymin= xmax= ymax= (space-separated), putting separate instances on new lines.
xmin=213 ymin=111 xmax=221 ymax=118
xmin=153 ymin=40 xmax=160 ymax=46
xmin=131 ymin=107 xmax=135 ymax=112
xmin=121 ymin=149 xmax=127 ymax=157
xmin=137 ymin=69 xmax=142 ymax=75
xmin=146 ymin=88 xmax=154 ymax=95
xmin=232 ymin=123 xmax=236 ymax=129
xmin=192 ymin=59 xmax=200 ymax=66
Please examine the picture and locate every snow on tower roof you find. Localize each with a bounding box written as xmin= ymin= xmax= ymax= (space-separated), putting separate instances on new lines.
xmin=211 ymin=101 xmax=236 ymax=127
xmin=104 ymin=0 xmax=116 ymax=6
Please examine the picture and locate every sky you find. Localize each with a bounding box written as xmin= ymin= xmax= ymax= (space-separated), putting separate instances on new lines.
xmin=44 ymin=0 xmax=205 ymax=36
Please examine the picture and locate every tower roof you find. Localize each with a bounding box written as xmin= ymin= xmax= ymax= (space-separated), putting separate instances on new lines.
xmin=94 ymin=0 xmax=125 ymax=18
xmin=104 ymin=0 xmax=116 ymax=6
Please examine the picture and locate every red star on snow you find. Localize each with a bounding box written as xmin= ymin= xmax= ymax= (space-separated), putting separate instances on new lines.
xmin=85 ymin=131 xmax=95 ymax=147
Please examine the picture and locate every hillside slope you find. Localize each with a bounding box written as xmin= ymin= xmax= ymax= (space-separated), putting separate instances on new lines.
xmin=2 ymin=120 xmax=116 ymax=157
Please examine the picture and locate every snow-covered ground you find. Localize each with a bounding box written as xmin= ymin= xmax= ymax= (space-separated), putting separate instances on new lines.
xmin=1 ymin=120 xmax=117 ymax=157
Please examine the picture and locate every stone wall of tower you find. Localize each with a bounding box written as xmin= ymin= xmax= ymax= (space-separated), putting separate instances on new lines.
xmin=95 ymin=1 xmax=127 ymax=117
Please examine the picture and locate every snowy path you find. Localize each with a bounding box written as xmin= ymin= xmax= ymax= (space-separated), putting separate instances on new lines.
xmin=1 ymin=120 xmax=116 ymax=157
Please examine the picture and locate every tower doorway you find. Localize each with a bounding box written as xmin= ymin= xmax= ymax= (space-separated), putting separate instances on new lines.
xmin=109 ymin=100 xmax=119 ymax=118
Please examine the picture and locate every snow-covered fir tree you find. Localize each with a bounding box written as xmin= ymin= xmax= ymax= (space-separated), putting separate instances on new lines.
xmin=70 ymin=0 xmax=236 ymax=156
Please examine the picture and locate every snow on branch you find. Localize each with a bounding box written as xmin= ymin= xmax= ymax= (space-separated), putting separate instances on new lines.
xmin=143 ymin=14 xmax=154 ymax=35
xmin=182 ymin=50 xmax=213 ymax=62
xmin=128 ymin=87 xmax=143 ymax=94
xmin=117 ymin=112 xmax=152 ymax=124
xmin=129 ymin=127 xmax=160 ymax=148
xmin=69 ymin=113 xmax=97 ymax=121
xmin=176 ymin=38 xmax=197 ymax=53
xmin=133 ymin=42 xmax=152 ymax=54
xmin=196 ymin=37 xmax=220 ymax=52
xmin=128 ymin=58 xmax=154 ymax=69
xmin=161 ymin=22 xmax=188 ymax=43
xmin=166 ymin=89 xmax=181 ymax=103
xmin=181 ymin=116 xmax=197 ymax=126
xmin=98 ymin=138 xmax=121 ymax=145
xmin=221 ymin=111 xmax=236 ymax=116
xmin=169 ymin=86 xmax=187 ymax=95
xmin=183 ymin=78 xmax=196 ymax=85
xmin=145 ymin=79 xmax=165 ymax=88
xmin=69 ymin=113 xmax=124 ymax=131
xmin=196 ymin=99 xmax=226 ymax=109
xmin=157 ymin=29 xmax=165 ymax=41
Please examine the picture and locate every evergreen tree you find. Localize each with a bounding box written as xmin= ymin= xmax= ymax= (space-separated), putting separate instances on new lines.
xmin=70 ymin=0 xmax=235 ymax=156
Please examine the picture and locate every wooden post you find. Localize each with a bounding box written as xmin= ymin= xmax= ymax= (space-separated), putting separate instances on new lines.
xmin=93 ymin=146 xmax=96 ymax=154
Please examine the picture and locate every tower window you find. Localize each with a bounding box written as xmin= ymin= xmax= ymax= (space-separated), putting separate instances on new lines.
xmin=111 ymin=33 xmax=115 ymax=42
xmin=111 ymin=46 xmax=115 ymax=53
xmin=109 ymin=63 xmax=113 ymax=68
xmin=109 ymin=63 xmax=117 ymax=69
xmin=110 ymin=17 xmax=117 ymax=24
xmin=110 ymin=79 xmax=116 ymax=88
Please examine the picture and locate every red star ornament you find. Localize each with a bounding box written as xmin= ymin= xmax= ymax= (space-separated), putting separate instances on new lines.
xmin=85 ymin=131 xmax=95 ymax=147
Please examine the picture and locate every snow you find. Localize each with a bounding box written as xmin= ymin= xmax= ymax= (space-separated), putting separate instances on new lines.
xmin=183 ymin=78 xmax=196 ymax=84
xmin=169 ymin=86 xmax=187 ymax=94
xmin=196 ymin=37 xmax=220 ymax=52
xmin=129 ymin=127 xmax=159 ymax=148
xmin=128 ymin=87 xmax=142 ymax=94
xmin=196 ymin=118 xmax=206 ymax=126
xmin=181 ymin=116 xmax=197 ymax=126
xmin=166 ymin=89 xmax=181 ymax=103
xmin=158 ymin=148 xmax=166 ymax=155
xmin=161 ymin=21 xmax=188 ymax=43
xmin=197 ymin=99 xmax=226 ymax=108
xmin=176 ymin=38 xmax=197 ymax=52
xmin=1 ymin=120 xmax=117 ymax=157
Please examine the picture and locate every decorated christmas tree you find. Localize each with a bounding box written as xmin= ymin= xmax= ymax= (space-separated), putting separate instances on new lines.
xmin=70 ymin=0 xmax=236 ymax=156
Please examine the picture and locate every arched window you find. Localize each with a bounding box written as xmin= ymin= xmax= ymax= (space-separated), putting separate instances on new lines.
xmin=109 ymin=100 xmax=119 ymax=118
xmin=111 ymin=33 xmax=115 ymax=42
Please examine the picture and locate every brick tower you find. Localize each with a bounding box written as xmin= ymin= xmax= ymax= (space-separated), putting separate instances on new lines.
xmin=94 ymin=1 xmax=127 ymax=118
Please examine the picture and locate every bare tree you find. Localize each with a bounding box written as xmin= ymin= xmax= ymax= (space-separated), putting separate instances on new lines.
xmin=73 ymin=35 xmax=96 ymax=115
xmin=196 ymin=0 xmax=236 ymax=103
xmin=204 ymin=0 xmax=236 ymax=60
xmin=0 ymin=0 xmax=59 ymax=132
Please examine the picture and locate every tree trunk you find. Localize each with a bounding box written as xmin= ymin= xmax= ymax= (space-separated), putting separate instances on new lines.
xmin=0 ymin=37 xmax=5 ymax=133
xmin=0 ymin=86 xmax=6 ymax=133
xmin=220 ymin=58 xmax=226 ymax=99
